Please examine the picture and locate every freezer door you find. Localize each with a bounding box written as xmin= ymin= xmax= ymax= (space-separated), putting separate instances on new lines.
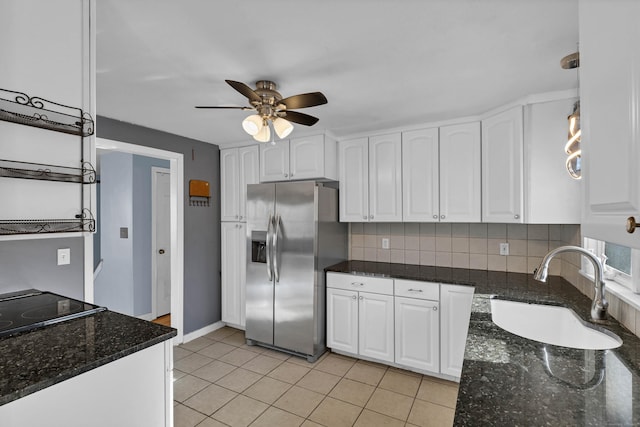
xmin=245 ymin=183 xmax=275 ymax=346
xmin=273 ymin=181 xmax=317 ymax=355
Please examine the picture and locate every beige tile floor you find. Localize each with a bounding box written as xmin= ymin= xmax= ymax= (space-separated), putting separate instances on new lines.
xmin=174 ymin=327 xmax=458 ymax=427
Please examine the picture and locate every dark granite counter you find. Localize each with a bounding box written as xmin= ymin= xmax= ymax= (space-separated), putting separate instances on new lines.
xmin=327 ymin=261 xmax=640 ymax=426
xmin=0 ymin=310 xmax=176 ymax=406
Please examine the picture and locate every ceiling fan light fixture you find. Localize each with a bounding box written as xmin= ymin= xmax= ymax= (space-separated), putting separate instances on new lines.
xmin=242 ymin=114 xmax=263 ymax=136
xmin=273 ymin=117 xmax=294 ymax=139
xmin=253 ymin=123 xmax=271 ymax=142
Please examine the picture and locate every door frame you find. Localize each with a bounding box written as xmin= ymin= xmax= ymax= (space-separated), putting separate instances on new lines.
xmin=151 ymin=166 xmax=171 ymax=320
xmin=93 ymin=137 xmax=185 ymax=343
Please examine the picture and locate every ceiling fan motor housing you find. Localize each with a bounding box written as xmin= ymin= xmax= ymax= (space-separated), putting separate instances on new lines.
xmin=254 ymin=80 xmax=283 ymax=107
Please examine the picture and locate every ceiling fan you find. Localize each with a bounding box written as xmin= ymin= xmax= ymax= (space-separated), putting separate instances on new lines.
xmin=196 ymin=80 xmax=328 ymax=142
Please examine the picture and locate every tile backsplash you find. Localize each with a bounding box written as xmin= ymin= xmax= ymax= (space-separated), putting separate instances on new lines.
xmin=349 ymin=222 xmax=581 ymax=276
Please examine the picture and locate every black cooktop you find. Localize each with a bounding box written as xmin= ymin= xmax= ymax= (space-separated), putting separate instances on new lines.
xmin=0 ymin=290 xmax=106 ymax=338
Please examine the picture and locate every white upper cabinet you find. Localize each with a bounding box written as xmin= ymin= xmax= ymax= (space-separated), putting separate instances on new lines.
xmin=260 ymin=141 xmax=290 ymax=182
xmin=339 ymin=138 xmax=369 ymax=221
xmin=339 ymin=135 xmax=402 ymax=222
xmin=580 ymin=0 xmax=640 ymax=246
xmin=524 ymin=99 xmax=581 ymax=224
xmin=439 ymin=122 xmax=482 ymax=222
xmin=369 ymin=134 xmax=403 ymax=222
xmin=260 ymin=135 xmax=337 ymax=182
xmin=221 ymin=145 xmax=259 ymax=222
xmin=482 ymin=106 xmax=524 ymax=223
xmin=402 ymin=128 xmax=439 ymax=222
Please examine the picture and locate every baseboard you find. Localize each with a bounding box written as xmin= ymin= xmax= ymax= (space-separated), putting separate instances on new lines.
xmin=182 ymin=320 xmax=226 ymax=343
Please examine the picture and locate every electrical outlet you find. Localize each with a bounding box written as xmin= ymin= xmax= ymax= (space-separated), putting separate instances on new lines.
xmin=57 ymin=248 xmax=70 ymax=265
xmin=499 ymin=243 xmax=509 ymax=256
xmin=382 ymin=238 xmax=390 ymax=249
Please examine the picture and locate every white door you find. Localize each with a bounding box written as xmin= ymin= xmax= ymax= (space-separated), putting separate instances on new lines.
xmin=368 ymin=133 xmax=402 ymax=222
xmin=326 ymin=288 xmax=359 ymax=355
xmin=402 ymin=128 xmax=439 ymax=222
xmin=359 ymin=292 xmax=394 ymax=362
xmin=395 ymin=296 xmax=439 ymax=373
xmin=153 ymin=169 xmax=171 ymax=317
xmin=482 ymin=106 xmax=524 ymax=223
xmin=220 ymin=148 xmax=240 ymax=221
xmin=440 ymin=284 xmax=474 ymax=378
xmin=338 ymin=138 xmax=370 ymax=222
xmin=221 ymin=222 xmax=243 ymax=326
xmin=439 ymin=122 xmax=481 ymax=222
xmin=260 ymin=140 xmax=290 ymax=182
xmin=290 ymin=135 xmax=325 ymax=180
xmin=238 ymin=145 xmax=259 ymax=221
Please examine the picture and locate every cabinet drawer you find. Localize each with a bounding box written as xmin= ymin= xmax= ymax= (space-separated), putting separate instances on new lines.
xmin=394 ymin=279 xmax=439 ymax=300
xmin=327 ymin=272 xmax=394 ymax=295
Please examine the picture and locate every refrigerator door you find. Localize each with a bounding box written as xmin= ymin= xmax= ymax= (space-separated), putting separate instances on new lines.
xmin=273 ymin=181 xmax=317 ymax=355
xmin=246 ymin=183 xmax=276 ymax=346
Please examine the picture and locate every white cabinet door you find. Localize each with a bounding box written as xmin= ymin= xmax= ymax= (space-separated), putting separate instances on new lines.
xmin=580 ymin=0 xmax=640 ymax=247
xmin=290 ymin=135 xmax=325 ymax=180
xmin=359 ymin=292 xmax=394 ymax=363
xmin=238 ymin=145 xmax=259 ymax=221
xmin=440 ymin=284 xmax=474 ymax=378
xmin=221 ymin=222 xmax=244 ymax=327
xmin=339 ymin=138 xmax=370 ymax=222
xmin=439 ymin=122 xmax=481 ymax=222
xmin=482 ymin=107 xmax=524 ymax=223
xmin=220 ymin=149 xmax=240 ymax=222
xmin=369 ymin=134 xmax=402 ymax=222
xmin=395 ymin=296 xmax=439 ymax=373
xmin=326 ymin=288 xmax=359 ymax=355
xmin=260 ymin=141 xmax=290 ymax=182
xmin=402 ymin=128 xmax=439 ymax=222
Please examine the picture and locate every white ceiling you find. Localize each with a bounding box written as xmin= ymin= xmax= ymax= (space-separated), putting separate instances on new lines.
xmin=96 ymin=0 xmax=579 ymax=147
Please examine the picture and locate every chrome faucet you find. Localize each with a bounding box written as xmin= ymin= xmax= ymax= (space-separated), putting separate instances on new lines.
xmin=533 ymin=245 xmax=608 ymax=322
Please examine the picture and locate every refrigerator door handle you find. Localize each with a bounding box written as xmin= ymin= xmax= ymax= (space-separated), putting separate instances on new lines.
xmin=266 ymin=212 xmax=274 ymax=281
xmin=273 ymin=214 xmax=281 ymax=283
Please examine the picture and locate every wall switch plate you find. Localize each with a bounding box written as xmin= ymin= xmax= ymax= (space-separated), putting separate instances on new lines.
xmin=120 ymin=227 xmax=128 ymax=239
xmin=499 ymin=243 xmax=510 ymax=256
xmin=382 ymin=238 xmax=390 ymax=249
xmin=57 ymin=248 xmax=71 ymax=265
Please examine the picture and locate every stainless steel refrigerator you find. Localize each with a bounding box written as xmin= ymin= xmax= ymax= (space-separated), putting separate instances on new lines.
xmin=245 ymin=181 xmax=347 ymax=362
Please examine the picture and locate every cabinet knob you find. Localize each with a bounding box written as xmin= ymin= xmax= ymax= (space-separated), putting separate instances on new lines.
xmin=627 ymin=216 xmax=637 ymax=234
xmin=290 ymin=173 xmax=294 ymax=177
xmin=514 ymin=214 xmax=520 ymax=220
xmin=239 ymin=215 xmax=243 ymax=220
xmin=440 ymin=215 xmax=445 ymax=219
xmin=235 ymin=215 xmax=239 ymax=219
xmin=284 ymin=173 xmax=289 ymax=178
xmin=352 ymin=295 xmax=357 ymax=300
xmin=158 ymin=249 xmax=165 ymax=254
xmin=359 ymin=296 xmax=363 ymax=300
xmin=433 ymin=215 xmax=438 ymax=219
xmin=433 ymin=306 xmax=438 ymax=311
xmin=363 ymin=216 xmax=367 ymax=220
xmin=369 ymin=215 xmax=374 ymax=220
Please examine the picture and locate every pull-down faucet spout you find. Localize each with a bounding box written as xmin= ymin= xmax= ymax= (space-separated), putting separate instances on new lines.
xmin=534 ymin=245 xmax=608 ymax=322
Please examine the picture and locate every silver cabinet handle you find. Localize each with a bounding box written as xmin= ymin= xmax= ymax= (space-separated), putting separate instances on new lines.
xmin=408 ymin=288 xmax=423 ymax=292
xmin=266 ymin=213 xmax=274 ymax=281
xmin=433 ymin=215 xmax=438 ymax=219
xmin=514 ymin=214 xmax=520 ymax=219
xmin=433 ymin=306 xmax=438 ymax=311
xmin=352 ymin=295 xmax=357 ymax=300
xmin=440 ymin=215 xmax=445 ymax=219
xmin=351 ymin=282 xmax=364 ymax=287
xmin=359 ymin=296 xmax=363 ymax=300
xmin=273 ymin=214 xmax=281 ymax=283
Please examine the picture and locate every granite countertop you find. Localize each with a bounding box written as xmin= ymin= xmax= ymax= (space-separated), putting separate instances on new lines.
xmin=327 ymin=261 xmax=640 ymax=426
xmin=0 ymin=310 xmax=176 ymax=406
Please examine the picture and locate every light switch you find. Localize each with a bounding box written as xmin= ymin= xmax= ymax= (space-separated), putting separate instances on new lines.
xmin=57 ymin=248 xmax=71 ymax=265
xmin=499 ymin=243 xmax=509 ymax=256
xmin=382 ymin=238 xmax=390 ymax=249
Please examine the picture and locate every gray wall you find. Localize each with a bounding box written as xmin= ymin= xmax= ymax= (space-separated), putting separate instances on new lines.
xmin=97 ymin=116 xmax=221 ymax=334
xmin=0 ymin=237 xmax=85 ymax=300
xmin=132 ymin=154 xmax=170 ymax=316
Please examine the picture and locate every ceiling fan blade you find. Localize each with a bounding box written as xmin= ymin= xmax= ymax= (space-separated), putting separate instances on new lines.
xmin=279 ymin=92 xmax=328 ymax=109
xmin=195 ymin=106 xmax=253 ymax=110
xmin=225 ymin=80 xmax=262 ymax=103
xmin=283 ymin=110 xmax=320 ymax=126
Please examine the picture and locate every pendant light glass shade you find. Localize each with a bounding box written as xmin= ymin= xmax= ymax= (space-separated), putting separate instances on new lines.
xmin=253 ymin=124 xmax=271 ymax=142
xmin=273 ymin=117 xmax=294 ymax=139
xmin=242 ymin=114 xmax=263 ymax=136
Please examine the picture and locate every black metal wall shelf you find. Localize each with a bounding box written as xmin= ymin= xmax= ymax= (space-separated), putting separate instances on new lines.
xmin=0 ymin=159 xmax=96 ymax=184
xmin=0 ymin=88 xmax=94 ymax=137
xmin=0 ymin=210 xmax=95 ymax=235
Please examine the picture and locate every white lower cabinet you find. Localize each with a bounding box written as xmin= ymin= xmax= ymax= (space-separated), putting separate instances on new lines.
xmin=221 ymin=222 xmax=246 ymax=328
xmin=327 ymin=272 xmax=474 ymax=380
xmin=440 ymin=284 xmax=475 ymax=377
xmin=395 ymin=296 xmax=439 ymax=373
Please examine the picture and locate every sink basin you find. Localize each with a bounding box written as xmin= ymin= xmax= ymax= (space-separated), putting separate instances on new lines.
xmin=490 ymin=298 xmax=622 ymax=350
